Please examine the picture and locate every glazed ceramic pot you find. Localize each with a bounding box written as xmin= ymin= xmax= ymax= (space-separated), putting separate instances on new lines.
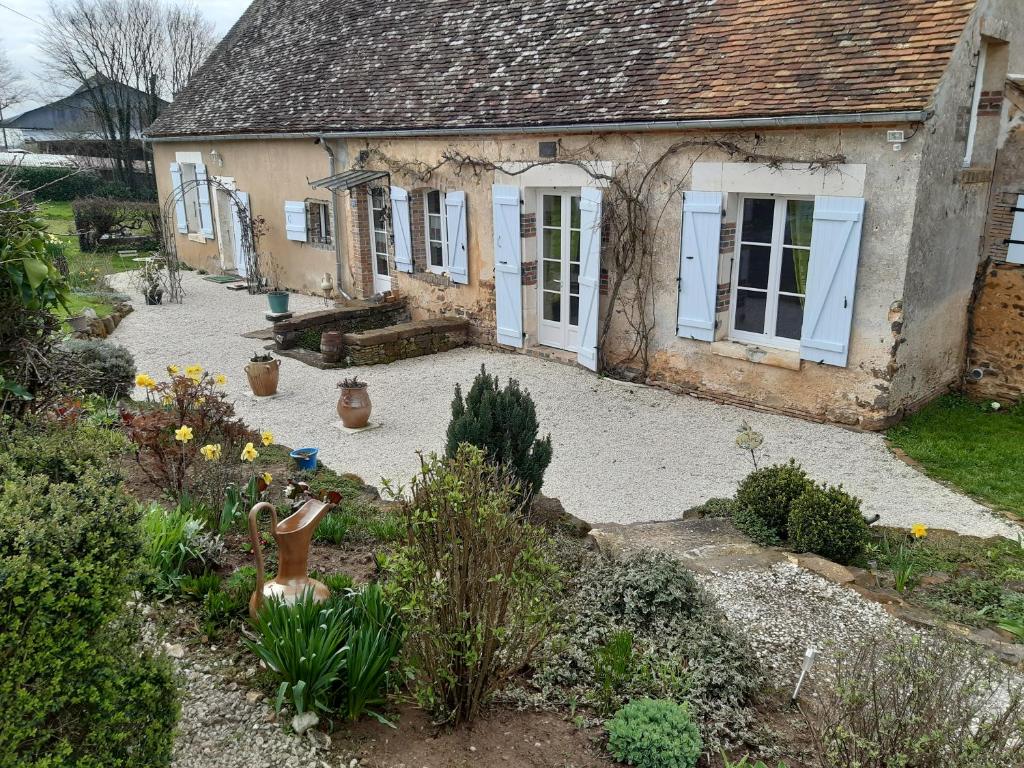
xmin=267 ymin=290 xmax=290 ymax=314
xmin=245 ymin=358 xmax=280 ymax=396
xmin=337 ymin=385 xmax=371 ymax=428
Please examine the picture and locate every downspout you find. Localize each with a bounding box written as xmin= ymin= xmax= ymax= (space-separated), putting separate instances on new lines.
xmin=316 ymin=137 xmax=353 ymax=301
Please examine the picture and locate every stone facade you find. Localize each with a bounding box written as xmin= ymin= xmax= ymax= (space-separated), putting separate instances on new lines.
xmin=343 ymin=318 xmax=468 ymax=366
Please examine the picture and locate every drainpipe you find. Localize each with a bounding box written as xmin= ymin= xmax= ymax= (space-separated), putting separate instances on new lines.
xmin=316 ymin=137 xmax=353 ymax=301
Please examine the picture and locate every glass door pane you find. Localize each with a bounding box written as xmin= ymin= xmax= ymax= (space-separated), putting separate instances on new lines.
xmin=568 ymin=194 xmax=581 ymax=327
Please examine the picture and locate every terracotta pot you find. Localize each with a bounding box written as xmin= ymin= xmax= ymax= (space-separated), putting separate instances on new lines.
xmin=320 ymin=330 xmax=344 ymax=364
xmin=337 ymin=385 xmax=371 ymax=428
xmin=245 ymin=358 xmax=280 ymax=396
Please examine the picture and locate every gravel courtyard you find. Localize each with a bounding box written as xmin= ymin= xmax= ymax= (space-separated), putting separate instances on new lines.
xmin=111 ymin=273 xmax=1019 ymax=537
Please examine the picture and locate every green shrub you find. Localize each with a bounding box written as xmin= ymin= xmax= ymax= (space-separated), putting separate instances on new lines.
xmin=445 ymin=365 xmax=553 ymax=499
xmin=787 ymin=484 xmax=867 ymax=565
xmin=0 ymin=417 xmax=126 ymax=482
xmin=733 ymin=461 xmax=813 ymax=544
xmin=71 ymin=196 xmax=158 ymax=251
xmin=530 ymin=549 xmax=761 ymax=747
xmin=606 ymin=698 xmax=702 ymax=768
xmin=685 ymin=497 xmax=737 ymax=519
xmin=246 ymin=585 xmax=403 ymax=722
xmin=9 ymin=165 xmax=102 ymax=200
xmin=56 ymin=339 xmax=137 ymax=399
xmin=384 ymin=445 xmax=560 ymax=724
xmin=0 ymin=421 xmax=177 ymax=767
xmin=805 ymin=629 xmax=1024 ymax=768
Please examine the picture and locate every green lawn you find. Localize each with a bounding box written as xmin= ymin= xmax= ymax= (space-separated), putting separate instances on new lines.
xmin=887 ymin=394 xmax=1024 ymax=519
xmin=38 ymin=200 xmax=143 ymax=275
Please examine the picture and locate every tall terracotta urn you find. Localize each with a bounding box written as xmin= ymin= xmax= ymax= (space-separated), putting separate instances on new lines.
xmin=246 ymin=355 xmax=280 ymax=396
xmin=337 ymin=377 xmax=371 ymax=428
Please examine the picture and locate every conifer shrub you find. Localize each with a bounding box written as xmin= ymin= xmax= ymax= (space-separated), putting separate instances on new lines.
xmin=733 ymin=461 xmax=813 ymax=545
xmin=445 ymin=365 xmax=553 ymax=499
xmin=57 ymin=338 xmax=137 ymax=400
xmin=787 ymin=483 xmax=868 ymax=565
xmin=606 ymin=698 xmax=703 ymax=768
xmin=0 ymin=420 xmax=177 ymax=767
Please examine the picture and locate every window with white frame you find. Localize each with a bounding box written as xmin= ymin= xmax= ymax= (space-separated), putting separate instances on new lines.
xmin=424 ymin=189 xmax=447 ymax=271
xmin=369 ymin=187 xmax=390 ymax=280
xmin=179 ymin=163 xmax=202 ymax=234
xmin=730 ymin=196 xmax=814 ymax=349
xmin=307 ymin=200 xmax=331 ymax=245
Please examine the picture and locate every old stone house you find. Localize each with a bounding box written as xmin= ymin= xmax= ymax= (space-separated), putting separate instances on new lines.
xmin=146 ymin=0 xmax=1024 ymax=429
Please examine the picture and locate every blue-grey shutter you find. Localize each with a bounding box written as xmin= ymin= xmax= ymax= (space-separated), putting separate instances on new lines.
xmin=799 ymin=196 xmax=866 ymax=367
xmin=492 ymin=184 xmax=523 ymax=347
xmin=169 ymin=163 xmax=187 ymax=233
xmin=284 ymin=200 xmax=307 ymax=242
xmin=1008 ymin=194 xmax=1024 ymax=265
xmin=577 ymin=187 xmax=602 ymax=371
xmin=195 ymin=162 xmax=214 ymax=239
xmin=390 ymin=186 xmax=413 ymax=272
xmin=676 ymin=191 xmax=723 ymax=341
xmin=446 ymin=191 xmax=468 ymax=284
xmin=230 ymin=190 xmax=250 ymax=278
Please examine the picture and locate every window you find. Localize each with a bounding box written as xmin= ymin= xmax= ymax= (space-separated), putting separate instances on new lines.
xmin=179 ymin=163 xmax=202 ymax=234
xmin=369 ymin=187 xmax=390 ymax=289
xmin=730 ymin=196 xmax=813 ymax=349
xmin=424 ymin=189 xmax=447 ymax=271
xmin=307 ymin=200 xmax=331 ymax=245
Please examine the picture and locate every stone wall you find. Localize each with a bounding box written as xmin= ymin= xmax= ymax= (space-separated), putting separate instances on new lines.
xmin=343 ymin=318 xmax=468 ymax=365
xmin=273 ymin=299 xmax=409 ymax=351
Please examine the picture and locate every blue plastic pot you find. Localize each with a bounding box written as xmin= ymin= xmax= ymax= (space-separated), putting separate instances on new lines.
xmin=267 ymin=290 xmax=290 ymax=314
xmin=290 ymin=447 xmax=319 ymax=471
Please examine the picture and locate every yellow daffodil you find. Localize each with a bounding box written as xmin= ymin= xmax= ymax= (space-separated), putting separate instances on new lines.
xmin=161 ymin=395 xmax=173 ymax=406
xmin=174 ymin=425 xmax=194 ymax=443
xmin=200 ymin=443 xmax=222 ymax=461
xmin=240 ymin=442 xmax=259 ymax=462
xmin=167 ymin=364 xmax=180 ymax=375
xmin=260 ymin=430 xmax=274 ymax=447
xmin=185 ymin=364 xmax=203 ymax=382
xmin=214 ymin=373 xmax=227 ymax=386
xmin=135 ymin=373 xmax=157 ymax=390
xmin=911 ymin=523 xmax=928 ymax=539
xmin=261 ymin=472 xmax=272 ymax=485
xmin=196 ymin=397 xmax=206 ymax=405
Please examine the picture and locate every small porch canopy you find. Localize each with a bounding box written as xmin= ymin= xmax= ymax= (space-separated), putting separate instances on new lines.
xmin=310 ymin=168 xmax=389 ymax=191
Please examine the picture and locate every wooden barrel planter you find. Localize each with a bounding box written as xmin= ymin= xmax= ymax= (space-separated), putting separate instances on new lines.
xmin=320 ymin=330 xmax=344 ymax=364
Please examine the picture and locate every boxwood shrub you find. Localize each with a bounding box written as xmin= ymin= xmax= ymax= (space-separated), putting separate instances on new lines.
xmin=0 ymin=420 xmax=178 ymax=767
xmin=787 ymin=483 xmax=868 ymax=565
xmin=733 ymin=461 xmax=813 ymax=545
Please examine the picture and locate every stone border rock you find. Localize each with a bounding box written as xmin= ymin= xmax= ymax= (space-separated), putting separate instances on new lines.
xmin=70 ymin=301 xmax=134 ymax=340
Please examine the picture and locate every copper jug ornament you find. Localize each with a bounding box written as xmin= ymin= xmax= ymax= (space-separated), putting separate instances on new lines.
xmin=247 ymin=499 xmax=333 ymax=617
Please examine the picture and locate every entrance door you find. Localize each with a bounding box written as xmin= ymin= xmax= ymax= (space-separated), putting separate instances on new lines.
xmin=229 ymin=190 xmax=250 ymax=278
xmin=537 ymin=190 xmax=582 ymax=351
xmin=369 ymin=188 xmax=391 ymax=293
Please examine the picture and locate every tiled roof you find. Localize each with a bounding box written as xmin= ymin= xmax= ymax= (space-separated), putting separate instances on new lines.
xmin=148 ymin=0 xmax=977 ymax=138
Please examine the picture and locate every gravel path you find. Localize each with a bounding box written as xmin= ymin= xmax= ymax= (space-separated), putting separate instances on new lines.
xmin=110 ymin=272 xmax=1019 ymax=538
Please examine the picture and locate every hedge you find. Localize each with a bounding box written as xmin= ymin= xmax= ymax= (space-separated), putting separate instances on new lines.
xmin=0 ymin=420 xmax=179 ymax=767
xmin=5 ymin=165 xmax=157 ymax=202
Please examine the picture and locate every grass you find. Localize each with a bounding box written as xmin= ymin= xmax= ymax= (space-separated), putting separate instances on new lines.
xmin=38 ymin=200 xmax=145 ymax=276
xmin=887 ymin=394 xmax=1024 ymax=518
xmin=867 ymin=527 xmax=1024 ymax=638
xmin=56 ymin=292 xmax=113 ymax=321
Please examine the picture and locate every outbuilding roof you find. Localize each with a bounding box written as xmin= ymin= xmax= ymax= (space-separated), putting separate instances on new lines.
xmin=148 ymin=0 xmax=978 ymax=138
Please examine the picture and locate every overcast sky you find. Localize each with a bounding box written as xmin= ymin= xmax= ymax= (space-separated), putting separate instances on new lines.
xmin=0 ymin=0 xmax=251 ymax=116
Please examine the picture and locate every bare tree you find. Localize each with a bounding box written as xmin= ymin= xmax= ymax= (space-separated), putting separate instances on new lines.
xmin=0 ymin=45 xmax=29 ymax=152
xmin=165 ymin=4 xmax=215 ymax=96
xmin=40 ymin=0 xmax=217 ymax=191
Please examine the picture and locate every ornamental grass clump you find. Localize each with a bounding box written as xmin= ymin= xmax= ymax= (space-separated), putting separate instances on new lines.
xmin=445 ymin=364 xmax=553 ymax=500
xmin=606 ymin=698 xmax=703 ymax=768
xmin=384 ymin=444 xmax=560 ymax=724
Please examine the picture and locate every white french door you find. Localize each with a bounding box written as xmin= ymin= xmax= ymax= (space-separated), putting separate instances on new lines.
xmin=537 ymin=190 xmax=582 ymax=351
xmin=369 ymin=188 xmax=391 ymax=293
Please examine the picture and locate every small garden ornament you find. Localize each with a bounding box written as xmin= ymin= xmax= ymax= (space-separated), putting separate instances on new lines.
xmin=337 ymin=376 xmax=371 ymax=428
xmin=247 ymin=498 xmax=334 ymax=617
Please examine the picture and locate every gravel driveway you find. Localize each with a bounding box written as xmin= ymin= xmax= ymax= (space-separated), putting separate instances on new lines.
xmin=110 ymin=273 xmax=1019 ymax=538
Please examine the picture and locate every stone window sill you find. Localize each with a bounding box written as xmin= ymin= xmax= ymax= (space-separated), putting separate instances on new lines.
xmin=710 ymin=339 xmax=801 ymax=371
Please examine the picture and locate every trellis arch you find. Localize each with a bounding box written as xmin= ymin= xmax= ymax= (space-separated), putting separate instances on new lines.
xmin=160 ymin=176 xmax=263 ymax=302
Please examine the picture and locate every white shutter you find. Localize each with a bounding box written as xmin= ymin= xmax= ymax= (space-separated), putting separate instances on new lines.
xmin=492 ymin=185 xmax=523 ymax=348
xmin=676 ymin=191 xmax=723 ymax=341
xmin=230 ymin=191 xmax=250 ymax=278
xmin=577 ymin=187 xmax=603 ymax=371
xmin=285 ymin=200 xmax=307 ymax=242
xmin=169 ymin=163 xmax=187 ymax=233
xmin=799 ymin=195 xmax=866 ymax=368
xmin=446 ymin=190 xmax=468 ymax=284
xmin=1008 ymin=194 xmax=1024 ymax=265
xmin=195 ymin=162 xmax=214 ymax=239
xmin=390 ymin=186 xmax=413 ymax=273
